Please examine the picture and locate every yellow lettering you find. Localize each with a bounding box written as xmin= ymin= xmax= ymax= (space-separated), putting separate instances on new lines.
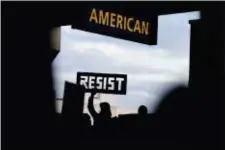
xmin=124 ymin=17 xmax=127 ymax=30
xmin=110 ymin=13 xmax=116 ymax=28
xmin=142 ymin=21 xmax=149 ymax=35
xmin=89 ymin=8 xmax=98 ymax=23
xmin=89 ymin=8 xmax=149 ymax=36
xmin=127 ymin=18 xmax=134 ymax=32
xmin=116 ymin=14 xmax=123 ymax=29
xmin=99 ymin=10 xmax=109 ymax=26
xmin=134 ymin=20 xmax=141 ymax=34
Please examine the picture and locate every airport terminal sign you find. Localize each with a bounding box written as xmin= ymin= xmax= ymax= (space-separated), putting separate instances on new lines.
xmin=72 ymin=7 xmax=158 ymax=45
xmin=89 ymin=8 xmax=150 ymax=36
xmin=76 ymin=72 xmax=127 ymax=95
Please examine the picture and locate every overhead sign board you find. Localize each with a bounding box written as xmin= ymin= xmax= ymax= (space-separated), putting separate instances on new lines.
xmin=72 ymin=6 xmax=158 ymax=45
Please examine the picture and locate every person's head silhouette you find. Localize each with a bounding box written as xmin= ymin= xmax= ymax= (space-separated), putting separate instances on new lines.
xmin=138 ymin=105 xmax=148 ymax=116
xmin=99 ymin=102 xmax=112 ymax=119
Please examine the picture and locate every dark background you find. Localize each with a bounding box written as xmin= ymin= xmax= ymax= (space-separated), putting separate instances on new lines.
xmin=2 ymin=1 xmax=225 ymax=149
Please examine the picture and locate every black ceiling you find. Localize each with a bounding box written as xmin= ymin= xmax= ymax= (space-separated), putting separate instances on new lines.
xmin=4 ymin=1 xmax=222 ymax=27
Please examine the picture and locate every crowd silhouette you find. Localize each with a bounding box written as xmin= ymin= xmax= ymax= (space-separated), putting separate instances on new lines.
xmin=53 ymin=81 xmax=196 ymax=146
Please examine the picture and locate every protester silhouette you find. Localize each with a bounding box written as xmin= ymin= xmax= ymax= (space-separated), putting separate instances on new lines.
xmin=87 ymin=91 xmax=121 ymax=142
xmin=88 ymin=91 xmax=112 ymax=128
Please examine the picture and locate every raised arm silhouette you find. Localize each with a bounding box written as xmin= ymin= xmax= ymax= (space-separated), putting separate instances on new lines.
xmin=88 ymin=92 xmax=112 ymax=128
xmin=88 ymin=92 xmax=98 ymax=120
